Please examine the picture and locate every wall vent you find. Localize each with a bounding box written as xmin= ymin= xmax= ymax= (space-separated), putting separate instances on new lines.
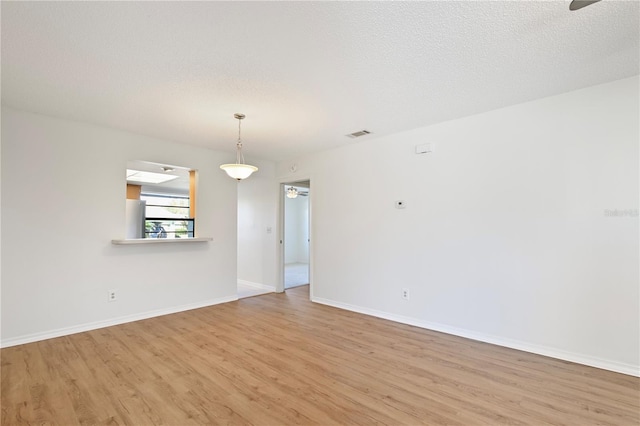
xmin=346 ymin=130 xmax=371 ymax=138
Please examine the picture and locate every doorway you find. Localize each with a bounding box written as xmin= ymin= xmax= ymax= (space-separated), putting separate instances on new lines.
xmin=282 ymin=181 xmax=310 ymax=291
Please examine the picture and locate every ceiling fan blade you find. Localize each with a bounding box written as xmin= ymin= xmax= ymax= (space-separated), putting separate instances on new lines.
xmin=569 ymin=0 xmax=601 ymax=11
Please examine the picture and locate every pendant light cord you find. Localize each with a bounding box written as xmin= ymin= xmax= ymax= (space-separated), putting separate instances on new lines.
xmin=236 ymin=116 xmax=245 ymax=165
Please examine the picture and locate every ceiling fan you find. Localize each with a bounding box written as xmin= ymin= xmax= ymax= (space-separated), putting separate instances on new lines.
xmin=569 ymin=0 xmax=601 ymax=11
xmin=286 ymin=187 xmax=308 ymax=198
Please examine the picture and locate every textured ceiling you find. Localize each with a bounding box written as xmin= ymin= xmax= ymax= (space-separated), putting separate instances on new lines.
xmin=2 ymin=1 xmax=638 ymax=162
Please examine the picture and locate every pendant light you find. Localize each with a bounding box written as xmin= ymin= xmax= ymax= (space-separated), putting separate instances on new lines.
xmin=220 ymin=113 xmax=258 ymax=180
xmin=286 ymin=187 xmax=298 ymax=199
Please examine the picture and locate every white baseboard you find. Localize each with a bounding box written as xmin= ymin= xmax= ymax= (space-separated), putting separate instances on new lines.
xmin=237 ymin=279 xmax=276 ymax=292
xmin=1 ymin=295 xmax=238 ymax=349
xmin=311 ymin=296 xmax=640 ymax=378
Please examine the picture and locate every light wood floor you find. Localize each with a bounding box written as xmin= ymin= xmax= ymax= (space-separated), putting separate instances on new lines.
xmin=2 ymin=285 xmax=638 ymax=425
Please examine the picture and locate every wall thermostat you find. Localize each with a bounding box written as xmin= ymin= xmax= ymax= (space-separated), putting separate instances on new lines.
xmin=415 ymin=143 xmax=433 ymax=154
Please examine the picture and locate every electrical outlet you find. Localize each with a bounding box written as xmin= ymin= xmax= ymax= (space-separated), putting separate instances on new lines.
xmin=402 ymin=288 xmax=410 ymax=301
xmin=108 ymin=290 xmax=117 ymax=302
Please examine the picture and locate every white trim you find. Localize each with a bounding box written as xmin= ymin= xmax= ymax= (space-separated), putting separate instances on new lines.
xmin=312 ymin=296 xmax=640 ymax=378
xmin=0 ymin=295 xmax=238 ymax=348
xmin=237 ymin=279 xmax=276 ymax=292
xmin=277 ymin=174 xmax=314 ymax=296
xmin=111 ymin=237 xmax=213 ymax=245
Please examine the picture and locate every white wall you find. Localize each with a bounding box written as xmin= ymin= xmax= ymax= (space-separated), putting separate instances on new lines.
xmin=237 ymin=160 xmax=278 ymax=289
xmin=284 ymin=195 xmax=309 ymax=264
xmin=276 ymin=76 xmax=640 ymax=375
xmin=1 ymin=107 xmax=239 ymax=346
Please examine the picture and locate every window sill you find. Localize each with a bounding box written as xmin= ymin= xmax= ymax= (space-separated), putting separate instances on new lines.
xmin=111 ymin=237 xmax=213 ymax=245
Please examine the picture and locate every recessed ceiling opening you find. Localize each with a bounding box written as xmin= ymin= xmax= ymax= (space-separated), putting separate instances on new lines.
xmin=126 ymin=169 xmax=179 ymax=185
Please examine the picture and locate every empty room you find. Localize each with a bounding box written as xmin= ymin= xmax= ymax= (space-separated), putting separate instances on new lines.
xmin=1 ymin=1 xmax=638 ymax=425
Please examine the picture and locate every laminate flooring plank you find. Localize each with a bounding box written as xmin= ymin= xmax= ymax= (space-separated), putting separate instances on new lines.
xmin=98 ymin=323 xmax=256 ymax=425
xmin=224 ymin=298 xmax=533 ymax=424
xmin=2 ymin=285 xmax=638 ymax=425
xmin=137 ymin=331 xmax=318 ymax=425
xmin=162 ymin=311 xmax=404 ymax=425
xmin=206 ymin=313 xmax=479 ymax=424
xmin=199 ymin=302 xmax=466 ymax=424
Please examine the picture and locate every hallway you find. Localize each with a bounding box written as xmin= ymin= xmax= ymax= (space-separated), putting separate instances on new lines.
xmin=284 ymin=262 xmax=309 ymax=289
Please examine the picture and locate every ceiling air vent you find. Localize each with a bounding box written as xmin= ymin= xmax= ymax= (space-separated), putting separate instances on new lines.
xmin=346 ymin=129 xmax=371 ymax=138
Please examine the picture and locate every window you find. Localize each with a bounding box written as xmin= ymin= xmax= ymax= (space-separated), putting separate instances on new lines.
xmin=141 ymin=193 xmax=194 ymax=238
xmin=125 ymin=160 xmax=197 ymax=239
xmin=141 ymin=193 xmax=190 ymax=218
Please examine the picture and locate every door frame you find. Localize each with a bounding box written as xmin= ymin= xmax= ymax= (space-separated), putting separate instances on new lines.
xmin=276 ymin=177 xmax=312 ymax=295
